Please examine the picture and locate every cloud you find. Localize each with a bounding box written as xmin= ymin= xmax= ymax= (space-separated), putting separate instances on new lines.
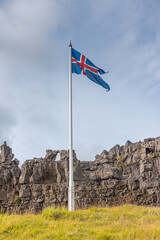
xmin=0 ymin=104 xmax=16 ymax=141
xmin=0 ymin=0 xmax=160 ymax=164
xmin=0 ymin=0 xmax=70 ymax=71
xmin=0 ymin=0 xmax=72 ymax=163
xmin=87 ymin=0 xmax=160 ymax=95
xmin=66 ymin=0 xmax=160 ymax=160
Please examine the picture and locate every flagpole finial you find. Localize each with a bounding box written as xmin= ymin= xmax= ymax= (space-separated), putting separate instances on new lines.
xmin=69 ymin=41 xmax=72 ymax=47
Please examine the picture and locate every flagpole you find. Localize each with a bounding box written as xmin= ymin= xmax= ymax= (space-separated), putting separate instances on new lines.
xmin=68 ymin=41 xmax=74 ymax=211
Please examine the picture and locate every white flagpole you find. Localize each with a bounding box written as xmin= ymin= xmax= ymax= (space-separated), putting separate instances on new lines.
xmin=68 ymin=41 xmax=74 ymax=211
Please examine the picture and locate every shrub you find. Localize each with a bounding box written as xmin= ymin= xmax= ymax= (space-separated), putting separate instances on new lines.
xmin=14 ymin=195 xmax=21 ymax=205
xmin=115 ymin=155 xmax=123 ymax=161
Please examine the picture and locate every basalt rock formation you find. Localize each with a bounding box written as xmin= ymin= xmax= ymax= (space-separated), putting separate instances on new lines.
xmin=0 ymin=137 xmax=160 ymax=213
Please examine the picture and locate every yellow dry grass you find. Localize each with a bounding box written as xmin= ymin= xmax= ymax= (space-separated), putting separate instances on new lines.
xmin=0 ymin=205 xmax=160 ymax=240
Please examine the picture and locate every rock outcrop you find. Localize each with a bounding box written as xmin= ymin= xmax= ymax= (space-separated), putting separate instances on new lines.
xmin=1 ymin=137 xmax=160 ymax=213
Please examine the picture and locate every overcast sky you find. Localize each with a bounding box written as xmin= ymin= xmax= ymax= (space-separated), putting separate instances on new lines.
xmin=0 ymin=0 xmax=160 ymax=164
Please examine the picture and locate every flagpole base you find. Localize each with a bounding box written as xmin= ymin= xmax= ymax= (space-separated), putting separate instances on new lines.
xmin=68 ymin=185 xmax=74 ymax=211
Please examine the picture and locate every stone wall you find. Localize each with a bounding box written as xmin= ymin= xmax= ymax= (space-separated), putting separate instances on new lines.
xmin=0 ymin=137 xmax=160 ymax=213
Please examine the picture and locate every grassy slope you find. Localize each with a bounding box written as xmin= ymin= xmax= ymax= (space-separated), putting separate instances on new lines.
xmin=0 ymin=205 xmax=160 ymax=240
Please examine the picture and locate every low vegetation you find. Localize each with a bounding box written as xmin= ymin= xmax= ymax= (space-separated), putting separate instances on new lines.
xmin=0 ymin=205 xmax=160 ymax=239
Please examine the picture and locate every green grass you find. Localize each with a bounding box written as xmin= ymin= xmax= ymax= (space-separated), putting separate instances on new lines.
xmin=0 ymin=205 xmax=160 ymax=239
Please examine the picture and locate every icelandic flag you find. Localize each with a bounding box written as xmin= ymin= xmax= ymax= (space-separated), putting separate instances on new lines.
xmin=72 ymin=48 xmax=110 ymax=91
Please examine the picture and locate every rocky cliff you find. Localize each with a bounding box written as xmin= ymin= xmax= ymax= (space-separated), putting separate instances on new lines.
xmin=0 ymin=137 xmax=160 ymax=213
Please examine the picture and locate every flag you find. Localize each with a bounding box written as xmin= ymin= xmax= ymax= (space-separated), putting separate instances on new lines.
xmin=72 ymin=48 xmax=110 ymax=91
